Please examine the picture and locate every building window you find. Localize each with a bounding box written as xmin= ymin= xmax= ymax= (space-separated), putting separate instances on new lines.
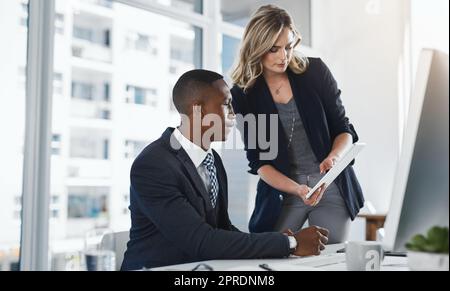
xmin=124 ymin=140 xmax=147 ymax=159
xmin=153 ymin=0 xmax=203 ymax=14
xmin=126 ymin=31 xmax=158 ymax=55
xmin=125 ymin=85 xmax=158 ymax=107
xmin=71 ymin=80 xmax=110 ymax=102
xmin=51 ymin=209 xmax=59 ymax=219
xmin=126 ymin=31 xmax=157 ymax=55
xmin=94 ymin=0 xmax=114 ymax=8
xmin=55 ymin=13 xmax=65 ymax=35
xmin=168 ymin=25 xmax=202 ymax=73
xmin=72 ymin=81 xmax=94 ymax=101
xmin=103 ymin=139 xmax=109 ymax=160
xmin=19 ymin=1 xmax=28 ymax=27
xmin=51 ymin=134 xmax=62 ymax=156
xmin=73 ymin=26 xmax=94 ymax=42
xmin=73 ymin=25 xmax=111 ymax=48
xmin=53 ymin=73 xmax=63 ymax=96
xmin=68 ymin=187 xmax=109 ymax=219
xmin=70 ymin=133 xmax=110 ymax=160
xmin=103 ymin=83 xmax=110 ymax=102
xmin=170 ymin=35 xmax=196 ymax=63
xmin=51 ymin=195 xmax=60 ymax=204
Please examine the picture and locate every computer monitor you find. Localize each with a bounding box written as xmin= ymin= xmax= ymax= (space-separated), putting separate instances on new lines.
xmin=383 ymin=49 xmax=449 ymax=252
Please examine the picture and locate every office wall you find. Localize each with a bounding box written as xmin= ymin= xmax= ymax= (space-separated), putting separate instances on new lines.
xmin=310 ymin=0 xmax=409 ymax=213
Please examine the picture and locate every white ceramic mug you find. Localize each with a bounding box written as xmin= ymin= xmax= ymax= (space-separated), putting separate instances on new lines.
xmin=346 ymin=241 xmax=384 ymax=271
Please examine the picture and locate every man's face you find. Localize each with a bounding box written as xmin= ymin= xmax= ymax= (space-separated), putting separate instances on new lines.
xmin=201 ymin=79 xmax=236 ymax=142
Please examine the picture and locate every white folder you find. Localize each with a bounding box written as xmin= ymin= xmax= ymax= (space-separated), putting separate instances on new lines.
xmin=305 ymin=143 xmax=366 ymax=199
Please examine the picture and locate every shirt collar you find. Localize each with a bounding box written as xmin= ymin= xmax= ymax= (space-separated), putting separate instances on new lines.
xmin=173 ymin=128 xmax=213 ymax=168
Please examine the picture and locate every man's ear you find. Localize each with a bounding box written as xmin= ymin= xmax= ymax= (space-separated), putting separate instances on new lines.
xmin=193 ymin=99 xmax=206 ymax=117
xmin=192 ymin=103 xmax=202 ymax=116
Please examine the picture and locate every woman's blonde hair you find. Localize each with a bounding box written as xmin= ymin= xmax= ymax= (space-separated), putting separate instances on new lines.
xmin=231 ymin=5 xmax=309 ymax=92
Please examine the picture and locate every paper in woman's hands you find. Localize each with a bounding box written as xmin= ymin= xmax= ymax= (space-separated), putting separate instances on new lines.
xmin=305 ymin=143 xmax=366 ymax=199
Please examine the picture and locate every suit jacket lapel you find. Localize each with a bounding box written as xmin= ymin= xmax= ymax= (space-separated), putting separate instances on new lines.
xmin=162 ymin=128 xmax=213 ymax=212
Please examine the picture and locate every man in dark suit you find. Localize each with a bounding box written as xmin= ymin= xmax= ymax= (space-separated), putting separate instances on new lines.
xmin=121 ymin=70 xmax=329 ymax=270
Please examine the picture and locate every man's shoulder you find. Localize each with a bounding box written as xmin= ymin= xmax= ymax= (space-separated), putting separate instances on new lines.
xmin=132 ymin=137 xmax=175 ymax=170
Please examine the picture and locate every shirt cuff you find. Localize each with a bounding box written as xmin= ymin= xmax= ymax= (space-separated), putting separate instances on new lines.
xmin=287 ymin=236 xmax=298 ymax=250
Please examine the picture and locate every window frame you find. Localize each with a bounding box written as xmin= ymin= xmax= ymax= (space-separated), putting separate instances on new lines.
xmin=21 ymin=0 xmax=316 ymax=270
xmin=20 ymin=0 xmax=55 ymax=271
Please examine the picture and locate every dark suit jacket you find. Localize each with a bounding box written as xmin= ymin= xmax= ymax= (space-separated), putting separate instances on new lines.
xmin=121 ymin=128 xmax=290 ymax=270
xmin=231 ymin=58 xmax=364 ymax=233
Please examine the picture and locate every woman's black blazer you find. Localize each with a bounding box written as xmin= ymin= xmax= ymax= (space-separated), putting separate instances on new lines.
xmin=231 ymin=58 xmax=364 ymax=233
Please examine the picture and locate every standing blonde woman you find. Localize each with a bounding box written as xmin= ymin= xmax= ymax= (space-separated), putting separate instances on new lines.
xmin=231 ymin=5 xmax=364 ymax=243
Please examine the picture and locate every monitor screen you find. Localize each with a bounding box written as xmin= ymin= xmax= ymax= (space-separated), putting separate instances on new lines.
xmin=383 ymin=49 xmax=449 ymax=252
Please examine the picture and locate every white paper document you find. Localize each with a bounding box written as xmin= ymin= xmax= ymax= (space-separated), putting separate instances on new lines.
xmin=305 ymin=143 xmax=366 ymax=199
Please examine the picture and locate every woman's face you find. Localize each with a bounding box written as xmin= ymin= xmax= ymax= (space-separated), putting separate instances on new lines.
xmin=261 ymin=27 xmax=295 ymax=76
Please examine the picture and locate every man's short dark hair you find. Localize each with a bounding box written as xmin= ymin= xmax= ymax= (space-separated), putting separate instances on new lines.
xmin=172 ymin=69 xmax=224 ymax=114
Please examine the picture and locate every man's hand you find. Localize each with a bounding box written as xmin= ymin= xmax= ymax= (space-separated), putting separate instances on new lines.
xmin=292 ymin=226 xmax=329 ymax=256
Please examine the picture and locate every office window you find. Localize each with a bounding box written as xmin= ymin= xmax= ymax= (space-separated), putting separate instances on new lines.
xmin=217 ymin=33 xmax=254 ymax=230
xmin=220 ymin=0 xmax=312 ymax=47
xmin=168 ymin=25 xmax=202 ymax=76
xmin=221 ymin=35 xmax=240 ymax=81
xmin=152 ymin=0 xmax=203 ymax=14
xmin=170 ymin=34 xmax=201 ymax=64
xmin=49 ymin=0 xmax=203 ymax=265
xmin=0 ymin=0 xmax=29 ymax=271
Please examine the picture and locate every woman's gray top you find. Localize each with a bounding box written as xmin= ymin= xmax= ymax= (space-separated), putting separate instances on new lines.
xmin=275 ymin=98 xmax=321 ymax=178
